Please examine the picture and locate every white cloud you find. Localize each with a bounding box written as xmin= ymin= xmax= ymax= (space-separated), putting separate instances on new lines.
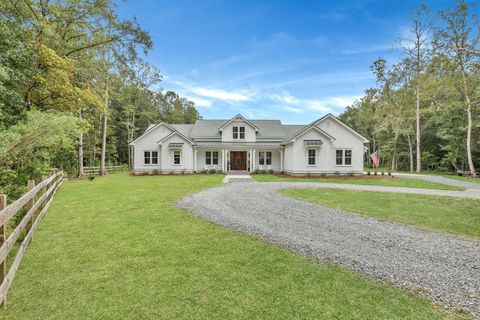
xmin=268 ymin=92 xmax=360 ymax=113
xmin=186 ymin=96 xmax=213 ymax=108
xmin=191 ymin=87 xmax=252 ymax=102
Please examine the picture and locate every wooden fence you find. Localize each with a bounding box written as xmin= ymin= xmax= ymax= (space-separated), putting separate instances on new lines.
xmin=0 ymin=171 xmax=64 ymax=307
xmin=83 ymin=165 xmax=124 ymax=176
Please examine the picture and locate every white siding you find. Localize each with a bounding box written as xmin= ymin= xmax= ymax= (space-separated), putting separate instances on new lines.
xmin=283 ymin=120 xmax=365 ymax=174
xmin=196 ymin=149 xmax=224 ymax=172
xmin=253 ymin=149 xmax=281 ymax=172
xmin=132 ymin=124 xmax=172 ymax=172
xmin=221 ymin=119 xmax=256 ymax=142
xmin=160 ymin=134 xmax=194 ymax=173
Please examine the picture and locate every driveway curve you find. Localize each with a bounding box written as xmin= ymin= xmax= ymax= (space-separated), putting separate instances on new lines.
xmin=178 ymin=181 xmax=480 ymax=318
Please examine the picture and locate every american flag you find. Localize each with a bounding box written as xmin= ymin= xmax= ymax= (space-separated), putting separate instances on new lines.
xmin=370 ymin=151 xmax=380 ymax=168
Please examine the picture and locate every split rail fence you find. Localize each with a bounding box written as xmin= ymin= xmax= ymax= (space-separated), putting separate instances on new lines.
xmin=0 ymin=171 xmax=64 ymax=307
xmin=83 ymin=165 xmax=124 ymax=176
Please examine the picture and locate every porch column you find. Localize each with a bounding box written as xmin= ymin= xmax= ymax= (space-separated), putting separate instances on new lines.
xmin=193 ymin=148 xmax=198 ymax=173
xmin=221 ymin=148 xmax=225 ymax=172
xmin=280 ymin=148 xmax=284 ymax=173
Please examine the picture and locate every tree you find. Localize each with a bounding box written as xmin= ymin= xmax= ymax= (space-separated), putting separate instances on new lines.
xmin=399 ymin=4 xmax=432 ymax=172
xmin=436 ymin=0 xmax=479 ymax=176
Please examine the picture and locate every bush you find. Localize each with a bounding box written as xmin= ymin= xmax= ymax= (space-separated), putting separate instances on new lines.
xmin=381 ymin=171 xmax=385 ymax=176
xmin=209 ymin=169 xmax=217 ymax=174
xmin=388 ymin=172 xmax=392 ymax=176
xmin=374 ymin=171 xmax=378 ymax=176
xmin=88 ymin=174 xmax=95 ymax=181
xmin=153 ymin=169 xmax=159 ymax=175
xmin=267 ymin=169 xmax=274 ymax=174
xmin=367 ymin=171 xmax=371 ymax=175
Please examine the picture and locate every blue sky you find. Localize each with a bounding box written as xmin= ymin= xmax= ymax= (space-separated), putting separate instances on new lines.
xmin=117 ymin=0 xmax=449 ymax=124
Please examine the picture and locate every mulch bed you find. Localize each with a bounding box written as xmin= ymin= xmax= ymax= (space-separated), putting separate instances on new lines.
xmin=275 ymin=173 xmax=395 ymax=180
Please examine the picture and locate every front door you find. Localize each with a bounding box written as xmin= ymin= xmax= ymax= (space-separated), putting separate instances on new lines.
xmin=230 ymin=151 xmax=247 ymax=170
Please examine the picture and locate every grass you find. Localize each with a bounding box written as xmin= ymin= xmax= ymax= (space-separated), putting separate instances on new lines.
xmin=1 ymin=173 xmax=464 ymax=319
xmin=252 ymin=174 xmax=464 ymax=190
xmin=439 ymin=174 xmax=480 ymax=184
xmin=281 ymin=188 xmax=480 ymax=239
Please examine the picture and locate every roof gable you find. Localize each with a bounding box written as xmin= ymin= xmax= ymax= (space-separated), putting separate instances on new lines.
xmin=282 ymin=125 xmax=335 ymax=144
xmin=218 ymin=114 xmax=259 ymax=132
xmin=129 ymin=123 xmax=173 ymax=145
xmin=315 ymin=114 xmax=369 ymax=143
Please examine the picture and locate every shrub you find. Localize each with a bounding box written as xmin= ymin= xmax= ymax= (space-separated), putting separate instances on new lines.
xmin=209 ymin=169 xmax=217 ymax=174
xmin=374 ymin=171 xmax=378 ymax=176
xmin=367 ymin=171 xmax=371 ymax=175
xmin=153 ymin=169 xmax=159 ymax=175
xmin=388 ymin=172 xmax=392 ymax=176
xmin=267 ymin=169 xmax=274 ymax=174
xmin=88 ymin=174 xmax=95 ymax=181
xmin=381 ymin=171 xmax=385 ymax=176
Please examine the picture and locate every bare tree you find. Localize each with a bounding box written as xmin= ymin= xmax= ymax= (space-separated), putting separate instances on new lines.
xmin=399 ymin=4 xmax=432 ymax=173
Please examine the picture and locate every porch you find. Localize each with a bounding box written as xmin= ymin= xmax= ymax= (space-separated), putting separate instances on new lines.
xmin=193 ymin=147 xmax=283 ymax=173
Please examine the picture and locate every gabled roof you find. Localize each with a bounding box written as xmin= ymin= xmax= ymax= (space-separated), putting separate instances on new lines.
xmin=281 ymin=124 xmax=336 ymax=145
xmin=218 ymin=114 xmax=259 ymax=132
xmin=156 ymin=127 xmax=195 ymax=145
xmin=315 ymin=113 xmax=369 ymax=143
xmin=130 ymin=113 xmax=368 ymax=145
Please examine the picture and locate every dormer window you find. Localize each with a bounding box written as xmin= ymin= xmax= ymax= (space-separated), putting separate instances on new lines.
xmin=233 ymin=126 xmax=245 ymax=139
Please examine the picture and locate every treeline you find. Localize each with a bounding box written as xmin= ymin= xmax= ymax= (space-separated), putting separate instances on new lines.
xmin=339 ymin=1 xmax=480 ymax=175
xmin=0 ymin=0 xmax=200 ymax=199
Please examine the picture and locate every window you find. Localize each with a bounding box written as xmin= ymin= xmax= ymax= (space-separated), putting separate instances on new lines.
xmin=308 ymin=149 xmax=316 ymax=166
xmin=336 ymin=150 xmax=343 ymax=165
xmin=336 ymin=149 xmax=352 ymax=166
xmin=239 ymin=126 xmax=245 ymax=139
xmin=232 ymin=126 xmax=245 ymax=139
xmin=205 ymin=151 xmax=219 ymax=165
xmin=345 ymin=150 xmax=352 ymax=165
xmin=232 ymin=126 xmax=238 ymax=139
xmin=173 ymin=150 xmax=181 ymax=165
xmin=259 ymin=151 xmax=265 ymax=165
xmin=258 ymin=151 xmax=272 ymax=165
xmin=144 ymin=150 xmax=158 ymax=165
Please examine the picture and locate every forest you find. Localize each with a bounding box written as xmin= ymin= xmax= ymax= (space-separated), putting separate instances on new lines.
xmin=0 ymin=0 xmax=200 ymax=199
xmin=339 ymin=2 xmax=480 ymax=175
xmin=1 ymin=1 xmax=479 ymax=202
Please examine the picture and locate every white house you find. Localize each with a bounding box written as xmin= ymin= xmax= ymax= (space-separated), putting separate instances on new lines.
xmin=129 ymin=114 xmax=369 ymax=175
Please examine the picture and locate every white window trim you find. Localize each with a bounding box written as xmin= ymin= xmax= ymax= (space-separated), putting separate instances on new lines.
xmin=143 ymin=150 xmax=159 ymax=166
xmin=172 ymin=150 xmax=182 ymax=166
xmin=205 ymin=150 xmax=219 ymax=165
xmin=334 ymin=148 xmax=353 ymax=167
xmin=258 ymin=151 xmax=272 ymax=166
xmin=307 ymin=148 xmax=317 ymax=167
xmin=232 ymin=126 xmax=246 ymax=140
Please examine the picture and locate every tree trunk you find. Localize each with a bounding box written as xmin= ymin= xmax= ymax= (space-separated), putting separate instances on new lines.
xmin=77 ymin=109 xmax=84 ymax=177
xmin=415 ymin=84 xmax=421 ymax=173
xmin=127 ymin=110 xmax=135 ymax=170
xmin=461 ymin=70 xmax=476 ymax=176
xmin=99 ymin=82 xmax=109 ymax=176
xmin=99 ymin=113 xmax=108 ymax=176
xmin=407 ymin=134 xmax=414 ymax=173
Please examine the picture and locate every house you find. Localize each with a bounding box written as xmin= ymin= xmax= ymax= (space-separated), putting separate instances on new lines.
xmin=129 ymin=114 xmax=369 ymax=175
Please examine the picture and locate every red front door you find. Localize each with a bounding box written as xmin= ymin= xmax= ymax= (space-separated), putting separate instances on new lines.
xmin=230 ymin=151 xmax=247 ymax=170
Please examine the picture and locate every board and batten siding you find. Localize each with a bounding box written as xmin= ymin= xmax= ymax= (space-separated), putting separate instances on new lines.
xmin=221 ymin=120 xmax=257 ymax=142
xmin=132 ymin=124 xmax=171 ymax=172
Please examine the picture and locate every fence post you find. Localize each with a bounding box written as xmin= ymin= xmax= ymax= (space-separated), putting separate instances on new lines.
xmin=39 ymin=176 xmax=47 ymax=211
xmin=0 ymin=194 xmax=6 ymax=308
xmin=25 ymin=180 xmax=35 ymax=234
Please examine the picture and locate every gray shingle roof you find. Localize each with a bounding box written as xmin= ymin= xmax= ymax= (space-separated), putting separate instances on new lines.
xmin=144 ymin=119 xmax=316 ymax=141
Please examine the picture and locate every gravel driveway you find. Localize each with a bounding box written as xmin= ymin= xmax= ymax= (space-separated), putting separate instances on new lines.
xmin=178 ymin=181 xmax=480 ymax=318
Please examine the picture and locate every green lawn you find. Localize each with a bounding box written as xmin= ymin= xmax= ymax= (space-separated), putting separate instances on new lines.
xmin=439 ymin=174 xmax=480 ymax=184
xmin=2 ymin=173 xmax=463 ymax=319
xmin=252 ymin=174 xmax=463 ymax=190
xmin=281 ymin=188 xmax=480 ymax=239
